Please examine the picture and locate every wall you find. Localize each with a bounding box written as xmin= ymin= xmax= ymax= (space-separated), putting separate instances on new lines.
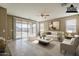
xmin=44 ymin=21 xmax=49 ymax=32
xmin=0 ymin=7 xmax=7 ymax=40
xmin=44 ymin=14 xmax=79 ymax=34
xmin=59 ymin=15 xmax=78 ymax=33
xmin=76 ymin=14 xmax=79 ymax=34
xmin=7 ymin=15 xmax=13 ymax=40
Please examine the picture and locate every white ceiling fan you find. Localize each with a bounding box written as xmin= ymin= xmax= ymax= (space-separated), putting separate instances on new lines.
xmin=37 ymin=8 xmax=50 ymax=20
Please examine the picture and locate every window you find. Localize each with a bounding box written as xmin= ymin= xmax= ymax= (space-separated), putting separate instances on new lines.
xmin=66 ymin=19 xmax=76 ymax=33
xmin=40 ymin=22 xmax=44 ymax=33
xmin=28 ymin=24 xmax=32 ymax=36
xmin=32 ymin=23 xmax=36 ymax=36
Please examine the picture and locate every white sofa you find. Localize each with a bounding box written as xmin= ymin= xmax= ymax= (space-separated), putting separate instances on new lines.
xmin=45 ymin=31 xmax=64 ymax=41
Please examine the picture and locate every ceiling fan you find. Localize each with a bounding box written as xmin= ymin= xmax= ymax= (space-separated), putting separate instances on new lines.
xmin=40 ymin=13 xmax=50 ymax=19
xmin=40 ymin=13 xmax=50 ymax=17
xmin=40 ymin=8 xmax=50 ymax=19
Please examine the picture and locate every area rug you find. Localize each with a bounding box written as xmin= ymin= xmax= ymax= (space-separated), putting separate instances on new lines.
xmin=28 ymin=40 xmax=55 ymax=50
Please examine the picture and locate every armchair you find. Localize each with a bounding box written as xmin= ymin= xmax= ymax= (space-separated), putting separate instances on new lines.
xmin=60 ymin=37 xmax=79 ymax=55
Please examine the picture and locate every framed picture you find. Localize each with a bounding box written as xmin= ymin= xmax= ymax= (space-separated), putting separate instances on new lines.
xmin=49 ymin=21 xmax=59 ymax=31
xmin=53 ymin=21 xmax=59 ymax=30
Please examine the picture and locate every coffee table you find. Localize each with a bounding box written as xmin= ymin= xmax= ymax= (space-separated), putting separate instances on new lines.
xmin=38 ymin=38 xmax=51 ymax=45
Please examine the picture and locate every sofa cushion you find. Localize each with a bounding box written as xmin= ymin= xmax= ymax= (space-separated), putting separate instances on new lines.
xmin=74 ymin=35 xmax=79 ymax=37
xmin=62 ymin=39 xmax=72 ymax=45
xmin=70 ymin=38 xmax=75 ymax=44
xmin=62 ymin=38 xmax=75 ymax=45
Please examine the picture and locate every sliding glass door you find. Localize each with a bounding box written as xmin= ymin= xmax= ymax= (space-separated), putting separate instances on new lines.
xmin=16 ymin=20 xmax=28 ymax=40
xmin=28 ymin=24 xmax=32 ymax=37
xmin=16 ymin=20 xmax=22 ymax=39
xmin=22 ymin=23 xmax=28 ymax=40
xmin=32 ymin=23 xmax=37 ymax=36
xmin=15 ymin=18 xmax=37 ymax=40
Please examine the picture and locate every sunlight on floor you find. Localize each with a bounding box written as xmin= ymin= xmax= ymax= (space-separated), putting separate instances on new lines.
xmin=32 ymin=40 xmax=39 ymax=44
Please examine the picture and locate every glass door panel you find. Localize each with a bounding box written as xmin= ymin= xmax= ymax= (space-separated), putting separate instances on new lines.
xmin=22 ymin=23 xmax=28 ymax=40
xmin=32 ymin=23 xmax=36 ymax=36
xmin=16 ymin=21 xmax=22 ymax=39
xmin=28 ymin=24 xmax=32 ymax=37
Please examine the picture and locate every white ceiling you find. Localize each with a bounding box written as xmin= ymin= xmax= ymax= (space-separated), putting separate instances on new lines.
xmin=0 ymin=3 xmax=79 ymax=22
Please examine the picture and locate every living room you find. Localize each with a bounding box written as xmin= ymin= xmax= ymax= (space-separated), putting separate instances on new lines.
xmin=0 ymin=3 xmax=79 ymax=56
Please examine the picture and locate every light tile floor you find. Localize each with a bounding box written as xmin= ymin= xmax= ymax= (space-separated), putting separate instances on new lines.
xmin=7 ymin=39 xmax=79 ymax=56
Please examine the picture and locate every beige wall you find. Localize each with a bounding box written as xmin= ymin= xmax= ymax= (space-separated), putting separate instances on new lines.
xmin=44 ymin=14 xmax=79 ymax=34
xmin=0 ymin=7 xmax=13 ymax=40
xmin=76 ymin=14 xmax=79 ymax=34
xmin=7 ymin=15 xmax=13 ymax=40
xmin=0 ymin=7 xmax=7 ymax=40
xmin=44 ymin=21 xmax=49 ymax=31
